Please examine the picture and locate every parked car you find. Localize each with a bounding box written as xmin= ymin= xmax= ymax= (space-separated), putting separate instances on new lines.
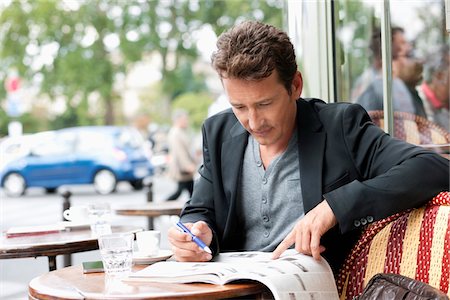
xmin=0 ymin=126 xmax=154 ymax=197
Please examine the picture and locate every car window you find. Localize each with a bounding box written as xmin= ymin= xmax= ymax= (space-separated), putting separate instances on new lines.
xmin=117 ymin=128 xmax=144 ymax=149
xmin=31 ymin=132 xmax=75 ymax=157
xmin=76 ymin=131 xmax=115 ymax=153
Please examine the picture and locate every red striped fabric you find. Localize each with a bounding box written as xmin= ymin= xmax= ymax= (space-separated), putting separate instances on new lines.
xmin=415 ymin=205 xmax=439 ymax=283
xmin=337 ymin=191 xmax=450 ymax=300
xmin=440 ymin=208 xmax=450 ymax=292
xmin=384 ymin=213 xmax=408 ymax=274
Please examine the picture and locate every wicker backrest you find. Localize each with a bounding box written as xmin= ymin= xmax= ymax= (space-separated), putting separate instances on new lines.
xmin=337 ymin=192 xmax=450 ymax=300
xmin=368 ymin=110 xmax=450 ymax=145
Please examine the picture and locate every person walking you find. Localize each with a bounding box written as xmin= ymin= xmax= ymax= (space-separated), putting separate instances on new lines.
xmin=165 ymin=109 xmax=197 ymax=201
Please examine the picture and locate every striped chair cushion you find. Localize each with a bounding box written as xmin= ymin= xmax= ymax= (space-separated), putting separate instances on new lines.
xmin=337 ymin=191 xmax=450 ymax=300
xmin=368 ymin=110 xmax=450 ymax=145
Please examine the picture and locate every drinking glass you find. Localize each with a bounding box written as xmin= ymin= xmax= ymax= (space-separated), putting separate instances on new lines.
xmin=98 ymin=233 xmax=134 ymax=277
xmin=88 ymin=202 xmax=112 ymax=237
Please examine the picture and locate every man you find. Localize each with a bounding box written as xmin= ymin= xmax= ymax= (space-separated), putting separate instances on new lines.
xmin=351 ymin=27 xmax=411 ymax=101
xmin=355 ymin=27 xmax=427 ymax=118
xmin=168 ymin=21 xmax=449 ymax=274
xmin=165 ymin=109 xmax=197 ymax=201
xmin=418 ymin=45 xmax=450 ymax=131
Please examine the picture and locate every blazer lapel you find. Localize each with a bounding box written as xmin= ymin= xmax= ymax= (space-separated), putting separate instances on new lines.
xmin=221 ymin=121 xmax=248 ymax=205
xmin=297 ymin=99 xmax=326 ymax=212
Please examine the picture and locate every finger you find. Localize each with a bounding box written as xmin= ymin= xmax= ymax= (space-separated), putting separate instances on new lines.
xmin=190 ymin=221 xmax=208 ymax=236
xmin=172 ymin=245 xmax=212 ymax=262
xmin=300 ymin=227 xmax=311 ymax=255
xmin=310 ymin=231 xmax=321 ymax=260
xmin=168 ymin=225 xmax=193 ymax=242
xmin=272 ymin=230 xmax=295 ymax=259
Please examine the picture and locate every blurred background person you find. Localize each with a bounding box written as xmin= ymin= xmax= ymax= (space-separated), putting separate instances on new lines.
xmin=356 ymin=26 xmax=426 ymax=117
xmin=397 ymin=55 xmax=427 ymax=118
xmin=351 ymin=27 xmax=411 ymax=101
xmin=165 ymin=109 xmax=197 ymax=201
xmin=418 ymin=45 xmax=450 ymax=131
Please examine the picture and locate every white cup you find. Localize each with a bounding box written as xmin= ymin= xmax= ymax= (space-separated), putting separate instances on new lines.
xmin=63 ymin=206 xmax=89 ymax=223
xmin=135 ymin=230 xmax=161 ymax=256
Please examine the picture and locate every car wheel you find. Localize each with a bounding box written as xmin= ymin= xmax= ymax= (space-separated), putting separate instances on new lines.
xmin=3 ymin=173 xmax=26 ymax=197
xmin=129 ymin=179 xmax=144 ymax=190
xmin=93 ymin=169 xmax=117 ymax=195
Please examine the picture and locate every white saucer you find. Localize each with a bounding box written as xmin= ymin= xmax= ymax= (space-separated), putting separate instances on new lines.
xmin=59 ymin=221 xmax=91 ymax=230
xmin=132 ymin=250 xmax=173 ymax=265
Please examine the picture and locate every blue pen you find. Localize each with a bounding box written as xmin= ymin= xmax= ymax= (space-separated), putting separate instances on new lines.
xmin=176 ymin=222 xmax=212 ymax=254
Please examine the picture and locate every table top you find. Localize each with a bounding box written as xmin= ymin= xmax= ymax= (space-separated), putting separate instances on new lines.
xmin=0 ymin=225 xmax=142 ymax=259
xmin=29 ymin=265 xmax=268 ymax=300
xmin=114 ymin=201 xmax=184 ymax=217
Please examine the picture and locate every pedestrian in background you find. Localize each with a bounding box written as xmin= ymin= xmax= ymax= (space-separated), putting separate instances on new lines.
xmin=418 ymin=45 xmax=450 ymax=131
xmin=165 ymin=109 xmax=197 ymax=201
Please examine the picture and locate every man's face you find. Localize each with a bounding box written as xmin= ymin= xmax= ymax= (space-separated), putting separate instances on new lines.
xmin=222 ymin=71 xmax=302 ymax=147
xmin=392 ymin=32 xmax=411 ymax=58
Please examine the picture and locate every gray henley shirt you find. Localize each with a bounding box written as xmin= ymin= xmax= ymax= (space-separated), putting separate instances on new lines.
xmin=236 ymin=130 xmax=304 ymax=251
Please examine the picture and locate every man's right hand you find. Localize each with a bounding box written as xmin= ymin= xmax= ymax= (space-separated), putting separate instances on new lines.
xmin=168 ymin=220 xmax=213 ymax=262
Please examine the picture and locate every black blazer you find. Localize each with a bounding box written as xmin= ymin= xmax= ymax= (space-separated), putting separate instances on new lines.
xmin=180 ymin=98 xmax=449 ymax=273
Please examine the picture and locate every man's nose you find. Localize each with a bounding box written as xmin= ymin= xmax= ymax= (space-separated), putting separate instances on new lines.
xmin=247 ymin=109 xmax=260 ymax=129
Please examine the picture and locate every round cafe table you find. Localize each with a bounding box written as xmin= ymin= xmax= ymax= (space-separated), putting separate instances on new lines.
xmin=0 ymin=225 xmax=142 ymax=271
xmin=114 ymin=200 xmax=184 ymax=230
xmin=29 ymin=265 xmax=271 ymax=300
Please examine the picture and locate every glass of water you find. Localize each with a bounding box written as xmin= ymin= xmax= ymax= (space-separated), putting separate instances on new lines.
xmin=88 ymin=202 xmax=112 ymax=237
xmin=98 ymin=233 xmax=134 ymax=277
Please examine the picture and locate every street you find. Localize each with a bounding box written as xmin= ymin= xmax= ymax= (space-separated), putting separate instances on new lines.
xmin=0 ymin=175 xmax=184 ymax=299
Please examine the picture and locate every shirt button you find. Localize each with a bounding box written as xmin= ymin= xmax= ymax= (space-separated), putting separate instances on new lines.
xmin=354 ymin=220 xmax=361 ymax=227
xmin=262 ymin=216 xmax=269 ymax=222
xmin=262 ymin=178 xmax=267 ymax=184
xmin=367 ymin=216 xmax=374 ymax=223
xmin=263 ymin=231 xmax=269 ymax=237
xmin=262 ymin=197 xmax=267 ymax=204
xmin=257 ymin=161 xmax=262 ymax=167
xmin=360 ymin=218 xmax=367 ymax=225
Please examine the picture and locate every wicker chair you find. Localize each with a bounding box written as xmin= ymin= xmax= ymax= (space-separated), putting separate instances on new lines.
xmin=337 ymin=192 xmax=450 ymax=299
xmin=367 ymin=110 xmax=450 ymax=145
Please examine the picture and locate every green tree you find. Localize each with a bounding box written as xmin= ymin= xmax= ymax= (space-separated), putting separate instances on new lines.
xmin=0 ymin=0 xmax=283 ymax=133
xmin=172 ymin=92 xmax=213 ymax=131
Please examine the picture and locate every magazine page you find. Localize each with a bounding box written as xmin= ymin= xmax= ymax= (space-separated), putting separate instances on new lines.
xmin=128 ymin=261 xmax=244 ymax=284
xmin=213 ymin=250 xmax=338 ymax=300
xmin=126 ymin=249 xmax=339 ymax=300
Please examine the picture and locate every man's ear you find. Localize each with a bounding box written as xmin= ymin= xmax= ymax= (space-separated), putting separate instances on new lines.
xmin=292 ymin=71 xmax=303 ymax=98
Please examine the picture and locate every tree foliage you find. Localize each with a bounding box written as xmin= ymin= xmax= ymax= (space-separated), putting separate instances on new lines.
xmin=0 ymin=0 xmax=283 ymax=134
xmin=172 ymin=91 xmax=213 ymax=130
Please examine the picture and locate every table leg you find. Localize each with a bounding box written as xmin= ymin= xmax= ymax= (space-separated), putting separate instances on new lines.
xmin=148 ymin=217 xmax=154 ymax=230
xmin=146 ymin=180 xmax=154 ymax=230
xmin=48 ymin=255 xmax=57 ymax=271
xmin=63 ymin=254 xmax=72 ymax=267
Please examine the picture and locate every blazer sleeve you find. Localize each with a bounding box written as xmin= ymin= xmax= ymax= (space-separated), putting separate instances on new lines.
xmin=179 ymin=123 xmax=221 ymax=255
xmin=324 ymin=104 xmax=450 ymax=233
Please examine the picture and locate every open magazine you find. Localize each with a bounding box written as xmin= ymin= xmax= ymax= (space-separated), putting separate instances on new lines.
xmin=126 ymin=249 xmax=339 ymax=300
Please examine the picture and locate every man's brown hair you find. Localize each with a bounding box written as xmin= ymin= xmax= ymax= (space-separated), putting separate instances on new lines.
xmin=211 ymin=20 xmax=298 ymax=95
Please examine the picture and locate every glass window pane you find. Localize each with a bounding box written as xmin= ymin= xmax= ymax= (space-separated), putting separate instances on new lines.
xmin=335 ymin=0 xmax=449 ymax=145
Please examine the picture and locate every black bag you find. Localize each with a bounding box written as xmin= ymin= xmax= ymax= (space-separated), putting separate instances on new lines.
xmin=356 ymin=273 xmax=449 ymax=300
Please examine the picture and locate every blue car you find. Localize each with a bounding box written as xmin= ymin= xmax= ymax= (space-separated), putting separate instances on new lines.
xmin=0 ymin=126 xmax=154 ymax=197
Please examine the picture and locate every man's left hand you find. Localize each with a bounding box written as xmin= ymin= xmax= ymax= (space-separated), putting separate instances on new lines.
xmin=272 ymin=199 xmax=337 ymax=260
